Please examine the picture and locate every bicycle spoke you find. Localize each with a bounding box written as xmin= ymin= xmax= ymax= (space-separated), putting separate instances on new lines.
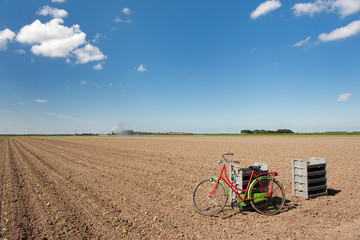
xmin=192 ymin=179 xmax=227 ymax=216
xmin=249 ymin=178 xmax=285 ymax=215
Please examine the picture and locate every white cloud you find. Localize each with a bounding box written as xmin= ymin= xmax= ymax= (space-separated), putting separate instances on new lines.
xmin=0 ymin=28 xmax=16 ymax=50
xmin=137 ymin=64 xmax=147 ymax=72
xmin=31 ymin=33 xmax=86 ymax=58
xmin=16 ymin=18 xmax=86 ymax=58
xmin=250 ymin=0 xmax=282 ymax=19
xmin=294 ymin=36 xmax=311 ymax=47
xmin=80 ymin=80 xmax=87 ymax=85
xmin=292 ymin=0 xmax=327 ymax=17
xmin=35 ymin=99 xmax=48 ymax=103
xmin=17 ymin=18 xmax=74 ymax=43
xmin=336 ymin=93 xmax=352 ymax=102
xmin=15 ymin=49 xmax=26 ymax=55
xmin=73 ymin=44 xmax=107 ymax=64
xmin=7 ymin=7 xmax=105 ymax=68
xmin=37 ymin=5 xmax=68 ymax=18
xmin=293 ymin=0 xmax=360 ymax=18
xmin=318 ymin=20 xmax=360 ymax=41
xmin=114 ymin=16 xmax=131 ymax=24
xmin=92 ymin=33 xmax=103 ymax=43
xmin=122 ymin=8 xmax=132 ymax=15
xmin=114 ymin=16 xmax=123 ymax=23
xmin=93 ymin=62 xmax=103 ymax=70
xmin=52 ymin=0 xmax=66 ymax=2
xmin=333 ymin=0 xmax=360 ymax=18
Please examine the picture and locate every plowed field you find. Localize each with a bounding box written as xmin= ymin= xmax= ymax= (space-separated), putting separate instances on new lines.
xmin=1 ymin=136 xmax=359 ymax=239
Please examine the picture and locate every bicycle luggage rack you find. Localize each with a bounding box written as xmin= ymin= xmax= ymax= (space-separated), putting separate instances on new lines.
xmin=229 ymin=162 xmax=269 ymax=207
xmin=292 ymin=157 xmax=327 ymax=199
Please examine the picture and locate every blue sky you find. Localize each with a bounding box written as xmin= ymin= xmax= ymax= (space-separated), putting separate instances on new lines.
xmin=1 ymin=0 xmax=360 ymax=134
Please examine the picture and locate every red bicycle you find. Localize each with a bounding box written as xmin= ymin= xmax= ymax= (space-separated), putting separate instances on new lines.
xmin=192 ymin=152 xmax=285 ymax=215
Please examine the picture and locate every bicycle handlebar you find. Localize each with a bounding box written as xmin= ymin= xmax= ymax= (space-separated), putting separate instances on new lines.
xmin=228 ymin=160 xmax=240 ymax=164
xmin=223 ymin=152 xmax=234 ymax=156
xmin=221 ymin=152 xmax=239 ymax=164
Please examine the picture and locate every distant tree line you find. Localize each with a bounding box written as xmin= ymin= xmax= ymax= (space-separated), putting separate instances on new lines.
xmin=75 ymin=133 xmax=99 ymax=136
xmin=241 ymin=129 xmax=294 ymax=134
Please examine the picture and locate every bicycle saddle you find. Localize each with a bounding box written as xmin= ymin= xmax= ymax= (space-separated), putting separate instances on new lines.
xmin=249 ymin=166 xmax=261 ymax=171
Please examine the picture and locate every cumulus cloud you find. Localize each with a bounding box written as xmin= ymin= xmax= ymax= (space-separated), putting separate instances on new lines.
xmin=122 ymin=8 xmax=132 ymax=15
xmin=31 ymin=33 xmax=86 ymax=58
xmin=15 ymin=18 xmax=106 ymax=64
xmin=293 ymin=0 xmax=360 ymax=18
xmin=7 ymin=7 xmax=105 ymax=67
xmin=292 ymin=0 xmax=327 ymax=17
xmin=93 ymin=62 xmax=103 ymax=70
xmin=52 ymin=0 xmax=66 ymax=2
xmin=0 ymin=28 xmax=16 ymax=50
xmin=318 ymin=20 xmax=360 ymax=41
xmin=294 ymin=36 xmax=311 ymax=47
xmin=80 ymin=80 xmax=87 ymax=85
xmin=73 ymin=44 xmax=107 ymax=64
xmin=35 ymin=99 xmax=48 ymax=103
xmin=333 ymin=0 xmax=360 ymax=18
xmin=37 ymin=5 xmax=68 ymax=18
xmin=137 ymin=64 xmax=147 ymax=72
xmin=16 ymin=18 xmax=86 ymax=58
xmin=16 ymin=18 xmax=82 ymax=44
xmin=250 ymin=0 xmax=282 ymax=19
xmin=336 ymin=93 xmax=352 ymax=102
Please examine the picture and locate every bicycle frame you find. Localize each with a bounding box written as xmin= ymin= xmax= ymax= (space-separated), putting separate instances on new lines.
xmin=210 ymin=163 xmax=277 ymax=202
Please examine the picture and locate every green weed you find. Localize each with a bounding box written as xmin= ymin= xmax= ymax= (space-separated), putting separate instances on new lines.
xmin=103 ymin=209 xmax=109 ymax=215
xmin=122 ymin=224 xmax=128 ymax=234
xmin=111 ymin=217 xmax=117 ymax=224
xmin=57 ymin=219 xmax=65 ymax=226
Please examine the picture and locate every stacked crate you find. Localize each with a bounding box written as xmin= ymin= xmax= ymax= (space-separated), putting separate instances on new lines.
xmin=229 ymin=162 xmax=268 ymax=206
xmin=292 ymin=157 xmax=327 ymax=199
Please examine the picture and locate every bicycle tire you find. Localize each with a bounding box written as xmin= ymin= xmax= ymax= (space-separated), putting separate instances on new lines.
xmin=249 ymin=177 xmax=285 ymax=215
xmin=192 ymin=178 xmax=227 ymax=216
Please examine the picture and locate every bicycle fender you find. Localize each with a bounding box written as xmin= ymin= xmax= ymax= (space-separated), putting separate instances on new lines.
xmin=246 ymin=175 xmax=283 ymax=199
xmin=210 ymin=177 xmax=229 ymax=200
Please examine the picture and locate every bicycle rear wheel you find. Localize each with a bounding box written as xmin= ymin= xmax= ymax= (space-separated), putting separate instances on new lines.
xmin=249 ymin=177 xmax=285 ymax=215
xmin=192 ymin=178 xmax=227 ymax=216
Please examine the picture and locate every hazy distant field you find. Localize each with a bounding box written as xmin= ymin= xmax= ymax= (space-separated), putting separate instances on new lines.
xmin=1 ymin=136 xmax=359 ymax=239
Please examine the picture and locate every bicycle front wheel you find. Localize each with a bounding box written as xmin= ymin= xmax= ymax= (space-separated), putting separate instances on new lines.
xmin=249 ymin=177 xmax=285 ymax=215
xmin=192 ymin=178 xmax=227 ymax=216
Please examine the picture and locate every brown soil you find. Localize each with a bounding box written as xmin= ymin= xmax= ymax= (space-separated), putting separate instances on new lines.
xmin=0 ymin=136 xmax=359 ymax=239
